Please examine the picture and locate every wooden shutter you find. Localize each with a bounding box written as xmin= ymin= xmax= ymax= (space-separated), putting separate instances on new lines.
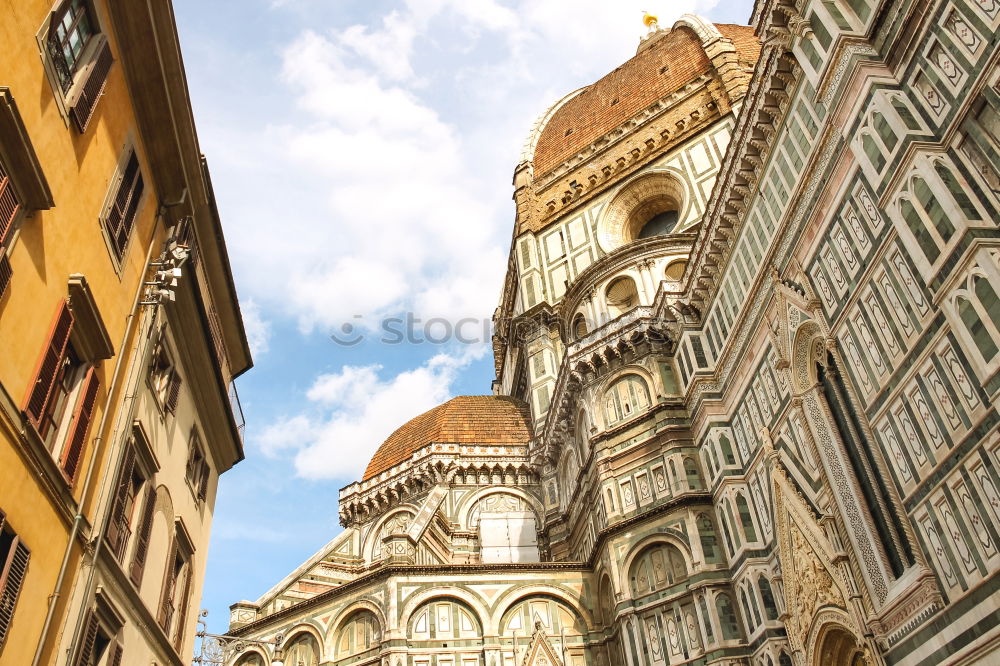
xmin=69 ymin=39 xmax=113 ymax=133
xmin=197 ymin=460 xmax=209 ymax=500
xmin=25 ymin=301 xmax=74 ymax=427
xmin=108 ymin=643 xmax=123 ymax=666
xmin=157 ymin=538 xmax=178 ymax=631
xmin=0 ymin=536 xmax=30 ymax=646
xmin=0 ymin=160 xmax=19 ymax=245
xmin=104 ymin=152 xmax=140 ymax=260
xmin=105 ymin=444 xmax=136 ymax=561
xmin=173 ymin=565 xmax=192 ymax=650
xmin=0 ymin=253 xmax=11 ymax=301
xmin=164 ymin=371 xmax=181 ymax=414
xmin=60 ymin=367 xmax=100 ymax=481
xmin=129 ymin=485 xmax=156 ymax=585
xmin=72 ymin=609 xmax=99 ymax=666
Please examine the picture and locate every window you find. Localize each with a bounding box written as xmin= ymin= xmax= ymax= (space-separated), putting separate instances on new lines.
xmin=629 ymin=542 xmax=688 ymax=595
xmin=572 ymin=313 xmax=588 ymax=339
xmin=698 ymin=513 xmax=720 ymax=563
xmin=281 ymin=633 xmax=319 ymax=666
xmin=736 ymin=494 xmax=758 ymax=542
xmin=602 ymin=374 xmax=651 ymax=425
xmin=719 ymin=433 xmax=736 ymax=466
xmin=149 ymin=341 xmax=181 ymax=414
xmin=758 ymin=576 xmax=779 ymax=620
xmin=951 ymin=259 xmax=1000 ymax=367
xmin=42 ymin=0 xmax=114 ymax=132
xmin=683 ymin=457 xmax=701 ymax=489
xmin=605 ymin=275 xmax=639 ymax=317
xmin=0 ymin=158 xmax=20 ymax=249
xmin=715 ymin=593 xmax=741 ymax=641
xmin=698 ymin=596 xmax=714 ymax=644
xmin=0 ymin=511 xmax=30 ymax=648
xmin=72 ymin=596 xmax=123 ymax=666
xmin=638 ymin=209 xmax=678 ymax=238
xmin=24 ymin=301 xmax=100 ymax=482
xmin=158 ymin=531 xmax=193 ymax=650
xmin=47 ymin=0 xmax=96 ymax=88
xmin=101 ymin=425 xmax=158 ymax=587
xmin=105 ymin=443 xmax=142 ymax=562
xmin=185 ymin=430 xmax=209 ymax=501
xmin=101 ymin=149 xmax=144 ymax=263
xmin=0 ymin=159 xmax=12 ymax=294
xmin=337 ymin=611 xmax=381 ymax=658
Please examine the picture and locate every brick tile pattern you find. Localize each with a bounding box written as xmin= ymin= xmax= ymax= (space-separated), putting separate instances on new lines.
xmin=533 ymin=23 xmax=758 ymax=176
xmin=363 ymin=396 xmax=533 ymax=480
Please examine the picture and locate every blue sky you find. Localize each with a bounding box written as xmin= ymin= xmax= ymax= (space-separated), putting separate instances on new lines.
xmin=172 ymin=0 xmax=754 ymax=635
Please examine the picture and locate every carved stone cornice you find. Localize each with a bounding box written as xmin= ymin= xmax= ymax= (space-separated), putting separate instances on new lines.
xmin=338 ymin=447 xmax=538 ymax=527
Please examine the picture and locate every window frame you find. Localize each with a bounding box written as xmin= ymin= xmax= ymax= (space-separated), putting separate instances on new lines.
xmin=0 ymin=511 xmax=31 ymax=649
xmin=98 ymin=143 xmax=146 ymax=270
xmin=36 ymin=0 xmax=112 ymax=130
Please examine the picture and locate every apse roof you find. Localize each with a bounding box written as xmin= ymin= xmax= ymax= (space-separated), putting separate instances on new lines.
xmin=362 ymin=395 xmax=533 ymax=480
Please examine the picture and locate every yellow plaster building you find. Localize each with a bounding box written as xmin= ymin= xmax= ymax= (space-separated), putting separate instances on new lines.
xmin=0 ymin=1 xmax=251 ymax=664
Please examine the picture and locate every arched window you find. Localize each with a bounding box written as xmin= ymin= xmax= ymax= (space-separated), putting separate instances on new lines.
xmin=234 ymin=654 xmax=262 ymax=666
xmin=719 ymin=434 xmax=737 ymax=465
xmin=914 ymin=176 xmax=956 ymax=241
xmin=606 ymin=275 xmax=639 ymax=317
xmin=724 ymin=500 xmax=742 ymax=548
xmin=892 ymin=98 xmax=920 ymax=131
xmin=935 ymin=162 xmax=981 ymax=221
xmin=638 ymin=209 xmax=679 ymax=238
xmin=720 ymin=516 xmax=735 ymax=556
xmin=901 ymin=198 xmax=940 ymax=264
xmin=629 ymin=542 xmax=688 ymax=596
xmin=603 ymin=375 xmax=651 ymax=425
xmin=698 ymin=596 xmax=715 ymax=644
xmin=736 ymin=494 xmax=758 ymax=542
xmin=957 ymin=295 xmax=998 ymax=361
xmin=698 ymin=513 xmax=720 ymax=563
xmin=873 ymin=112 xmax=897 ymax=151
xmin=598 ymin=576 xmax=615 ymax=627
xmin=716 ymin=593 xmax=741 ymax=641
xmin=573 ymin=313 xmax=588 ymax=340
xmin=758 ymin=576 xmax=779 ymax=621
xmin=862 ymin=133 xmax=886 ymax=171
xmin=282 ymin=632 xmax=320 ymax=666
xmin=665 ymin=260 xmax=687 ymax=280
xmin=409 ymin=599 xmax=482 ymax=641
xmin=706 ymin=446 xmax=719 ymax=478
xmin=740 ymin=588 xmax=756 ymax=633
xmin=500 ymin=596 xmax=583 ymax=638
xmin=779 ymin=651 xmax=794 ymax=666
xmin=336 ymin=611 xmax=381 ymax=659
xmin=683 ymin=457 xmax=701 ymax=489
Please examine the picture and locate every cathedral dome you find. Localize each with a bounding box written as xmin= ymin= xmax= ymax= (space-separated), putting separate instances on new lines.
xmin=363 ymin=396 xmax=533 ymax=480
xmin=527 ymin=20 xmax=759 ymax=177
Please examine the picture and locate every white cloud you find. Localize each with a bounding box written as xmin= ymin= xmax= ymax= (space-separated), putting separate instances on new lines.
xmin=241 ymin=299 xmax=271 ymax=357
xmin=256 ymin=348 xmax=485 ymax=480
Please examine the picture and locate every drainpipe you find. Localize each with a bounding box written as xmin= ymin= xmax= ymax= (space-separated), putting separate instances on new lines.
xmin=30 ymin=212 xmax=162 ymax=666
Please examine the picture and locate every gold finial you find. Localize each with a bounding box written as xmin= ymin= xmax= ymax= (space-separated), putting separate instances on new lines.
xmin=642 ymin=11 xmax=659 ymax=31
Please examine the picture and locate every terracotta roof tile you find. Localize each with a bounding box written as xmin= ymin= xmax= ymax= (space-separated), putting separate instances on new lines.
xmin=532 ymin=23 xmax=758 ymax=177
xmin=362 ymin=396 xmax=533 ymax=480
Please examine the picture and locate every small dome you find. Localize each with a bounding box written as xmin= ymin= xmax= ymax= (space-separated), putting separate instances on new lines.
xmin=529 ymin=21 xmax=759 ymax=177
xmin=363 ymin=396 xmax=533 ymax=480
